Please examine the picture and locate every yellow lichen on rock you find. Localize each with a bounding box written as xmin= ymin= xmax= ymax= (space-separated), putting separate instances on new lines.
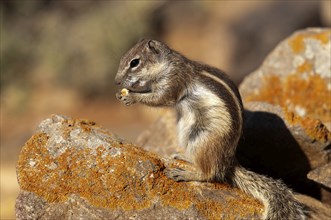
xmin=297 ymin=61 xmax=312 ymax=74
xmin=288 ymin=29 xmax=330 ymax=53
xmin=285 ymin=111 xmax=331 ymax=143
xmin=246 ymin=73 xmax=330 ymax=121
xmin=245 ymin=73 xmax=331 ymax=142
xmin=242 ymin=28 xmax=331 ymax=141
xmin=16 ymin=115 xmax=263 ymax=219
xmin=194 ymin=184 xmax=263 ymax=220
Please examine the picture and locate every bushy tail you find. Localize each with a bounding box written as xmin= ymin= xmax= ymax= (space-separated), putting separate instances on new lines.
xmin=232 ymin=166 xmax=306 ymax=220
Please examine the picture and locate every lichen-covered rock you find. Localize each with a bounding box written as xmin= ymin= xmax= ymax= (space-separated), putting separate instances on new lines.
xmin=239 ymin=28 xmax=331 ymax=130
xmin=238 ymin=102 xmax=330 ymax=202
xmin=16 ymin=115 xmax=263 ymax=220
xmin=308 ymin=163 xmax=331 ymax=189
xmin=238 ymin=28 xmax=331 ymax=202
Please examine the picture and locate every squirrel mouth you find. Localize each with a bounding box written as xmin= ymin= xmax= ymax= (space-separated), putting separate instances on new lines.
xmin=129 ymin=88 xmax=151 ymax=94
xmin=125 ymin=85 xmax=151 ymax=94
xmin=119 ymin=78 xmax=152 ymax=94
xmin=127 ymin=80 xmax=152 ymax=93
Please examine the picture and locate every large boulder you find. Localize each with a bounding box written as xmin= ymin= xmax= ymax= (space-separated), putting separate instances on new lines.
xmin=16 ymin=115 xmax=263 ymax=220
xmin=239 ymin=28 xmax=331 ymax=202
xmin=239 ymin=28 xmax=330 ymax=128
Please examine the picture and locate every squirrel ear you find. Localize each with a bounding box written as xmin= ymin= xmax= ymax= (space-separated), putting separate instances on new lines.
xmin=147 ymin=40 xmax=162 ymax=54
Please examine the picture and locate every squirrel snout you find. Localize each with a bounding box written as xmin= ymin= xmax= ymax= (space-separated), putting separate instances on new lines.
xmin=114 ymin=76 xmax=122 ymax=85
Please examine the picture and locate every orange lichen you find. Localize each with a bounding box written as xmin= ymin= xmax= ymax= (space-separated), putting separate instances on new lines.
xmin=289 ymin=35 xmax=305 ymax=53
xmin=17 ymin=117 xmax=263 ymax=219
xmin=285 ymin=111 xmax=331 ymax=143
xmin=245 ymin=72 xmax=331 ymax=141
xmin=194 ymin=182 xmax=263 ymax=220
xmin=196 ymin=196 xmax=262 ymax=220
xmin=297 ymin=61 xmax=313 ymax=74
xmin=289 ymin=30 xmax=330 ymax=53
xmin=246 ymin=74 xmax=330 ymax=122
xmin=18 ymin=133 xmax=160 ymax=209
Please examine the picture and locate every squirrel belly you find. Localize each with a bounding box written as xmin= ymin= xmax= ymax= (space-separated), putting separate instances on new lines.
xmin=115 ymin=39 xmax=306 ymax=220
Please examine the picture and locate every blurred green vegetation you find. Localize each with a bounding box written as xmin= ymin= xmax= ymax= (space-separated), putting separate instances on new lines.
xmin=1 ymin=0 xmax=160 ymax=104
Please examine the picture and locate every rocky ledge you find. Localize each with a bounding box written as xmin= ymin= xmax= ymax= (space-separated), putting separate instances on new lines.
xmin=16 ymin=115 xmax=263 ymax=220
xmin=239 ymin=28 xmax=331 ymax=203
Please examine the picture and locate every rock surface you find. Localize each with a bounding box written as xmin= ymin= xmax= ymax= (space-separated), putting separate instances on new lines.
xmin=238 ymin=102 xmax=330 ymax=202
xmin=308 ymin=163 xmax=331 ymax=189
xmin=16 ymin=115 xmax=263 ymax=220
xmin=239 ymin=28 xmax=331 ymax=128
xmin=239 ymin=28 xmax=331 ymax=202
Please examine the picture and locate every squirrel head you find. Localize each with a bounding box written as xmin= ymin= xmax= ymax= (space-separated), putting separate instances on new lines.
xmin=115 ymin=39 xmax=172 ymax=93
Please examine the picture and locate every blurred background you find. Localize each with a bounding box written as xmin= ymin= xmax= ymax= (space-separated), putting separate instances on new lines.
xmin=1 ymin=1 xmax=330 ymax=219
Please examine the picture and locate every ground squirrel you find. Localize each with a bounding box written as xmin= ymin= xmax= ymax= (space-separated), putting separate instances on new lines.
xmin=115 ymin=39 xmax=306 ymax=219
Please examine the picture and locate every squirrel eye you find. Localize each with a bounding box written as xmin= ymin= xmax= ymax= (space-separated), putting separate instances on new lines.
xmin=130 ymin=59 xmax=140 ymax=68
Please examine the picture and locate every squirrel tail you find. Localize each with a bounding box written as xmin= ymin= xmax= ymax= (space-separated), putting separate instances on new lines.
xmin=232 ymin=165 xmax=307 ymax=220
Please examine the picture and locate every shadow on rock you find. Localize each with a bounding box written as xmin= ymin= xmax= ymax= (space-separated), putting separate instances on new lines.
xmin=237 ymin=110 xmax=320 ymax=199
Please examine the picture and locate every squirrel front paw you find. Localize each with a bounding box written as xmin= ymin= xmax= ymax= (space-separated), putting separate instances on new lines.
xmin=170 ymin=153 xmax=188 ymax=161
xmin=116 ymin=89 xmax=136 ymax=106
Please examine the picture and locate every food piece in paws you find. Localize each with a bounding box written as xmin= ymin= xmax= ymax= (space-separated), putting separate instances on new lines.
xmin=121 ymin=88 xmax=129 ymax=97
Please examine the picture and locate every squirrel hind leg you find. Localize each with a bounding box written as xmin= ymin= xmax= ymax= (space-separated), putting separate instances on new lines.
xmin=165 ymin=151 xmax=219 ymax=182
xmin=165 ymin=154 xmax=207 ymax=181
xmin=166 ymin=153 xmax=211 ymax=182
xmin=164 ymin=167 xmax=206 ymax=182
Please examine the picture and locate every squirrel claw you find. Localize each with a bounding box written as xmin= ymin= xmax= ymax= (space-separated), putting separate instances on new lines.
xmin=116 ymin=92 xmax=135 ymax=106
xmin=164 ymin=167 xmax=187 ymax=182
xmin=170 ymin=153 xmax=188 ymax=161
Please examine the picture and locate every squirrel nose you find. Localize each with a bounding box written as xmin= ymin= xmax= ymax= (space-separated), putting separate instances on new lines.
xmin=114 ymin=76 xmax=122 ymax=85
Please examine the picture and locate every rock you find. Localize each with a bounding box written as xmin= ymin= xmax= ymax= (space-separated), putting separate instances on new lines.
xmin=239 ymin=28 xmax=331 ymax=202
xmin=16 ymin=115 xmax=263 ymax=219
xmin=238 ymin=102 xmax=330 ymax=202
xmin=295 ymin=194 xmax=331 ymax=220
xmin=308 ymin=163 xmax=331 ymax=189
xmin=239 ymin=28 xmax=331 ymax=128
xmin=307 ymin=162 xmax=331 ymax=205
